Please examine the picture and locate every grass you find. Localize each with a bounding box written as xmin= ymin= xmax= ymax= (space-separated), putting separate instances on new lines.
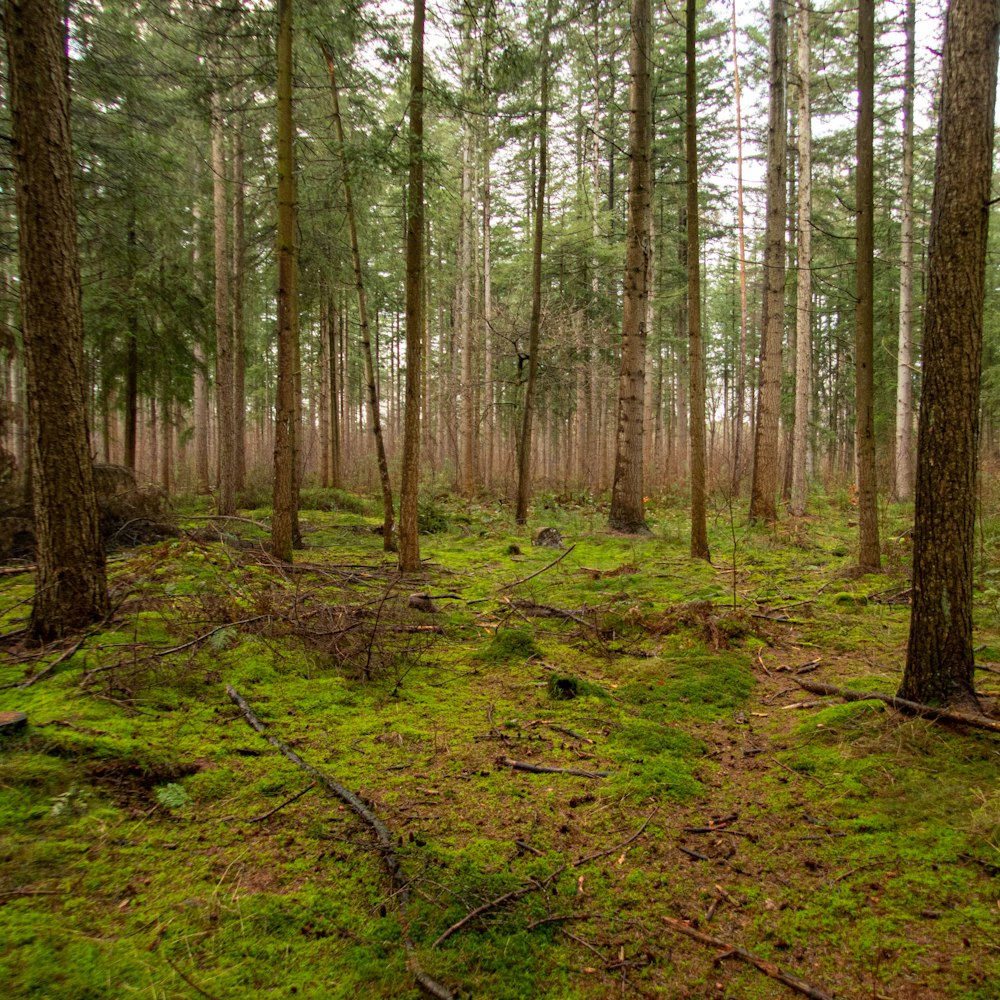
xmin=1 ymin=488 xmax=999 ymax=998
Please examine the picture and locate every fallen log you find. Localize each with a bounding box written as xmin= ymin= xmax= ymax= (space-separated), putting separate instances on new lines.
xmin=793 ymin=678 xmax=1000 ymax=734
xmin=662 ymin=916 xmax=835 ymax=1000
xmin=226 ymin=685 xmax=453 ymax=1000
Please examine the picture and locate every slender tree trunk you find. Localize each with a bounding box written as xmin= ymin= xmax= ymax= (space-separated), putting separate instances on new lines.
xmin=790 ymin=0 xmax=812 ymax=517
xmin=191 ymin=201 xmax=211 ymax=493
xmin=730 ymin=0 xmax=750 ymax=494
xmin=482 ymin=120 xmax=494 ymax=489
xmin=749 ymin=0 xmax=787 ymax=525
xmin=232 ymin=118 xmax=247 ymax=493
xmin=321 ymin=43 xmax=396 ymax=550
xmin=686 ymin=0 xmax=709 ymax=558
xmin=212 ymin=83 xmax=236 ymax=516
xmin=609 ymin=0 xmax=652 ymax=535
xmin=901 ymin=0 xmax=1000 ymax=708
xmin=515 ymin=3 xmax=551 ymax=526
xmin=271 ymin=0 xmax=298 ymax=561
xmin=398 ymin=0 xmax=426 ymax=572
xmin=6 ymin=0 xmax=109 ymax=639
xmin=894 ymin=0 xmax=917 ymax=502
xmin=855 ymin=0 xmax=881 ymax=571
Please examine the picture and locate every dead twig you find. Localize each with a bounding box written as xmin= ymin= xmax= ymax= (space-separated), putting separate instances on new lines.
xmin=18 ymin=637 xmax=85 ymax=689
xmin=500 ymin=756 xmax=610 ymax=779
xmin=501 ymin=544 xmax=576 ymax=590
xmin=247 ymin=781 xmax=316 ymax=823
xmin=573 ymin=809 xmax=657 ymax=867
xmin=662 ymin=916 xmax=835 ymax=1000
xmin=794 ymin=678 xmax=1000 ymax=734
xmin=431 ymin=868 xmax=565 ymax=949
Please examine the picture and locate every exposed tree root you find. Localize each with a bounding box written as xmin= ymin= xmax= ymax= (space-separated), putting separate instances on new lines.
xmin=226 ymin=685 xmax=454 ymax=1000
xmin=662 ymin=916 xmax=835 ymax=1000
xmin=793 ymin=678 xmax=1000 ymax=734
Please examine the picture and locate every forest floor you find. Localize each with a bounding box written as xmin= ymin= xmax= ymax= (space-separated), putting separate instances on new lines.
xmin=1 ymin=486 xmax=999 ymax=999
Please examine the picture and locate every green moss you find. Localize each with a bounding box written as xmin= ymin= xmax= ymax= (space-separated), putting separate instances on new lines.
xmin=477 ymin=628 xmax=541 ymax=663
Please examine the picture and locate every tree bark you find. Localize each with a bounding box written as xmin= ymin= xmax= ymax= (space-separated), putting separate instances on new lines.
xmin=894 ymin=0 xmax=916 ymax=502
xmin=790 ymin=0 xmax=812 ymax=518
xmin=749 ymin=0 xmax=787 ymax=525
xmin=5 ymin=0 xmax=109 ymax=639
xmin=686 ymin=0 xmax=709 ymax=559
xmin=212 ymin=81 xmax=236 ymax=517
xmin=515 ymin=2 xmax=551 ymax=527
xmin=855 ymin=0 xmax=881 ymax=572
xmin=609 ymin=0 xmax=652 ymax=535
xmin=398 ymin=0 xmax=426 ymax=573
xmin=271 ymin=0 xmax=298 ymax=561
xmin=901 ymin=0 xmax=1000 ymax=707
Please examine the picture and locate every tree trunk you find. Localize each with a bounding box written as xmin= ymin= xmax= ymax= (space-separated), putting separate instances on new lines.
xmin=686 ymin=0 xmax=709 ymax=559
xmin=212 ymin=82 xmax=236 ymax=517
xmin=231 ymin=117 xmax=247 ymax=493
xmin=730 ymin=0 xmax=750 ymax=495
xmin=749 ymin=0 xmax=787 ymax=525
xmin=271 ymin=0 xmax=298 ymax=562
xmin=515 ymin=2 xmax=551 ymax=526
xmin=790 ymin=0 xmax=812 ymax=517
xmin=398 ymin=0 xmax=426 ymax=573
xmin=321 ymin=43 xmax=396 ymax=551
xmin=901 ymin=0 xmax=1000 ymax=708
xmin=609 ymin=0 xmax=652 ymax=535
xmin=6 ymin=0 xmax=109 ymax=640
xmin=894 ymin=0 xmax=916 ymax=502
xmin=855 ymin=0 xmax=881 ymax=572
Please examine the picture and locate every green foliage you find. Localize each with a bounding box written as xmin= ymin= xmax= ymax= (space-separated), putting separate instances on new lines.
xmin=154 ymin=782 xmax=192 ymax=810
xmin=417 ymin=495 xmax=449 ymax=534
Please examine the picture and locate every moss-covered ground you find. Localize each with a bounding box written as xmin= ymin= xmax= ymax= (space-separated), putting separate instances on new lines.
xmin=1 ymin=488 xmax=998 ymax=999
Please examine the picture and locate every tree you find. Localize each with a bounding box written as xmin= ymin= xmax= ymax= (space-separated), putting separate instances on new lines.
xmin=789 ymin=0 xmax=812 ymax=517
xmin=5 ymin=0 xmax=109 ymax=639
xmin=749 ymin=0 xmax=787 ymax=525
xmin=685 ymin=0 xmax=709 ymax=559
xmin=900 ymin=0 xmax=1000 ymax=708
xmin=271 ymin=0 xmax=299 ymax=561
xmin=894 ymin=0 xmax=917 ymax=502
xmin=855 ymin=0 xmax=880 ymax=572
xmin=609 ymin=0 xmax=652 ymax=535
xmin=515 ymin=2 xmax=551 ymax=527
xmin=321 ymin=42 xmax=396 ymax=552
xmin=398 ymin=0 xmax=426 ymax=573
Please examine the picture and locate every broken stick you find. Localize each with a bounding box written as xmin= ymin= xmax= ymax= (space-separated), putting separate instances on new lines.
xmin=662 ymin=916 xmax=834 ymax=1000
xmin=500 ymin=756 xmax=610 ymax=779
xmin=793 ymin=678 xmax=1000 ymax=735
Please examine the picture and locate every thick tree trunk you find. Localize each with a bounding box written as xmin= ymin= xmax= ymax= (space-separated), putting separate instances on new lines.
xmin=855 ymin=0 xmax=881 ymax=572
xmin=686 ymin=0 xmax=709 ymax=559
xmin=271 ymin=0 xmax=298 ymax=561
xmin=6 ymin=0 xmax=109 ymax=639
xmin=749 ymin=0 xmax=787 ymax=525
xmin=398 ymin=0 xmax=426 ymax=573
xmin=901 ymin=0 xmax=1000 ymax=708
xmin=790 ymin=0 xmax=812 ymax=517
xmin=894 ymin=0 xmax=917 ymax=502
xmin=609 ymin=0 xmax=652 ymax=535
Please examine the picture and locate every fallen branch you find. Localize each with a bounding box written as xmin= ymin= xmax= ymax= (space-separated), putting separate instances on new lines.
xmin=500 ymin=756 xmax=610 ymax=779
xmin=19 ymin=637 xmax=85 ymax=689
xmin=501 ymin=544 xmax=576 ymax=590
xmin=662 ymin=916 xmax=835 ymax=1000
xmin=794 ymin=678 xmax=1000 ymax=734
xmin=0 ymin=564 xmax=33 ymax=577
xmin=226 ymin=685 xmax=453 ymax=1000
